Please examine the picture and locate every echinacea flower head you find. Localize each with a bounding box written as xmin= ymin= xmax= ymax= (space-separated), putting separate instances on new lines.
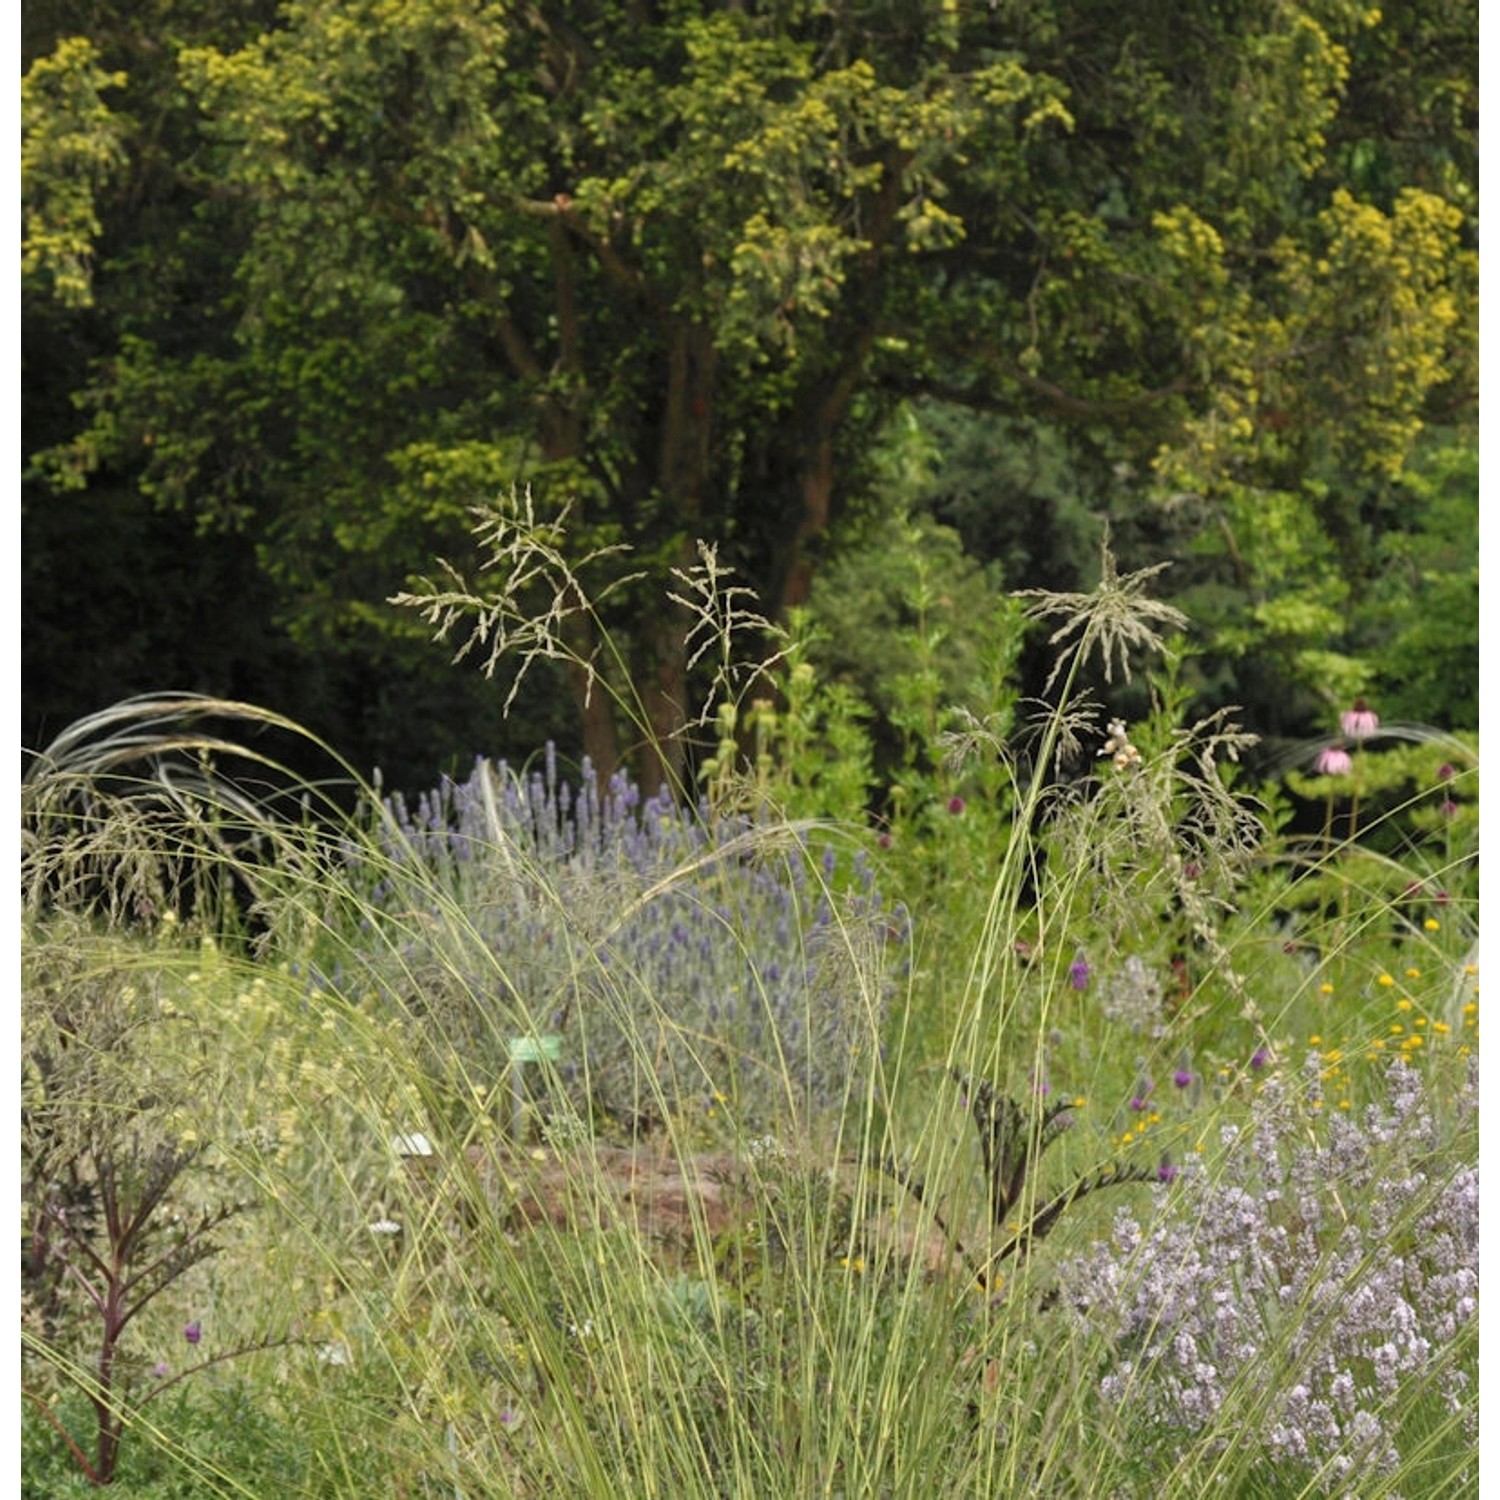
xmin=1315 ymin=745 xmax=1352 ymax=776
xmin=1340 ymin=698 xmax=1379 ymax=741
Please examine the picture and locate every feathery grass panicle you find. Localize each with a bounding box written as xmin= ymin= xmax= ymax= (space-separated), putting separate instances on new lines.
xmin=1016 ymin=529 xmax=1190 ymax=692
xmin=389 ymin=487 xmax=643 ymax=716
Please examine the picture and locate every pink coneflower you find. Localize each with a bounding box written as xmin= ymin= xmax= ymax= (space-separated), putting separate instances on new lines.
xmin=1340 ymin=698 xmax=1379 ymax=741
xmin=1315 ymin=746 xmax=1352 ymax=776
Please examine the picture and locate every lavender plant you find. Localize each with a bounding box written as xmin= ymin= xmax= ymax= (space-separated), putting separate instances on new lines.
xmin=1057 ymin=1054 xmax=1479 ymax=1494
xmin=358 ymin=747 xmax=905 ymax=1136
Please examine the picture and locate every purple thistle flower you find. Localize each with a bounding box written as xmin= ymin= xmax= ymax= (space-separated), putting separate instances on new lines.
xmin=1437 ymin=762 xmax=1456 ymax=782
xmin=151 ymin=1362 xmax=170 ymax=1380
xmin=946 ymin=795 xmax=966 ymax=815
xmin=1441 ymin=799 xmax=1459 ymax=821
xmin=184 ymin=1320 xmax=202 ymax=1346
xmin=1173 ymin=1068 xmax=1194 ymax=1090
xmin=1156 ymin=1162 xmax=1180 ymax=1184
xmin=1069 ymin=955 xmax=1091 ymax=991
xmin=1340 ymin=698 xmax=1379 ymax=740
xmin=1315 ymin=745 xmax=1352 ymax=776
xmin=1250 ymin=1047 xmax=1269 ymax=1071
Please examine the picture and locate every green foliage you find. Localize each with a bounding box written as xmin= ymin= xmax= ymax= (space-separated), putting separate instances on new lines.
xmin=1356 ymin=429 xmax=1479 ymax=727
xmin=21 ymin=36 xmax=128 ymax=309
xmin=22 ymin=0 xmax=1477 ymax=786
xmin=22 ymin=1382 xmax=313 ymax=1498
xmin=803 ymin=504 xmax=1023 ymax=798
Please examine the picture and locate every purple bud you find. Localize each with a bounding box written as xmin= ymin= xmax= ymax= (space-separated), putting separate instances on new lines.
xmin=151 ymin=1362 xmax=170 ymax=1380
xmin=1156 ymin=1163 xmax=1180 ymax=1184
xmin=1441 ymin=799 xmax=1459 ymax=821
xmin=184 ymin=1321 xmax=202 ymax=1346
xmin=1069 ymin=955 xmax=1090 ymax=991
xmin=947 ymin=795 xmax=966 ymax=815
xmin=1437 ymin=763 xmax=1456 ymax=782
xmin=876 ymin=832 xmax=893 ymax=850
xmin=1173 ymin=1069 xmax=1194 ymax=1089
xmin=1250 ymin=1048 xmax=1269 ymax=1071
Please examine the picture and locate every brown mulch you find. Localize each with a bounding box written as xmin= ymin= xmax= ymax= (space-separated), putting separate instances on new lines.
xmin=400 ymin=1139 xmax=963 ymax=1274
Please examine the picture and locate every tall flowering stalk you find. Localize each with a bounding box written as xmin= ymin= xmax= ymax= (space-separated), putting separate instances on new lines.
xmin=1339 ymin=697 xmax=1379 ymax=843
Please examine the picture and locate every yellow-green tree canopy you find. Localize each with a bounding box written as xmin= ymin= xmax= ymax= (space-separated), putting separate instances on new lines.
xmin=23 ymin=0 xmax=1476 ymax=782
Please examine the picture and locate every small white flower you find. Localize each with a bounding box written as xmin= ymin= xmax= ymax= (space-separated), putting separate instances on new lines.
xmin=1099 ymin=717 xmax=1141 ymax=769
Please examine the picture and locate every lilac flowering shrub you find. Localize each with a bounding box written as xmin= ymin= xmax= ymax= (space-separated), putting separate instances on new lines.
xmin=1057 ymin=1055 xmax=1478 ymax=1492
xmin=360 ymin=746 xmax=905 ymax=1133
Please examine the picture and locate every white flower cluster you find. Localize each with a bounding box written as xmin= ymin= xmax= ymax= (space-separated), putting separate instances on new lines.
xmin=1099 ymin=718 xmax=1141 ymax=771
xmin=1061 ymin=1058 xmax=1478 ymax=1491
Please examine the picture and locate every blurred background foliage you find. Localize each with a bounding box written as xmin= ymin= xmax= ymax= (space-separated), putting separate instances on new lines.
xmin=22 ymin=0 xmax=1477 ymax=795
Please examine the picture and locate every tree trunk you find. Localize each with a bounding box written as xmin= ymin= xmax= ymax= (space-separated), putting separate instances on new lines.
xmin=635 ymin=321 xmax=717 ymax=797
